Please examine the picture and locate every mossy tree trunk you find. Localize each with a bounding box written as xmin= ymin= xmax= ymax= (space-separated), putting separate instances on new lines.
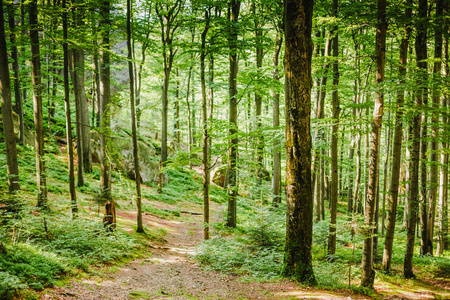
xmin=282 ymin=0 xmax=316 ymax=284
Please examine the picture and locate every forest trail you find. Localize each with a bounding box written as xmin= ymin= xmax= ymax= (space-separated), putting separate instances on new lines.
xmin=40 ymin=201 xmax=370 ymax=300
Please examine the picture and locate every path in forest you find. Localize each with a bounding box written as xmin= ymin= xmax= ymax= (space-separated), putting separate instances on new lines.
xmin=41 ymin=201 xmax=370 ymax=300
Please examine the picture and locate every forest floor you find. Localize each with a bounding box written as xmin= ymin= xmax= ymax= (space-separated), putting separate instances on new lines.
xmin=39 ymin=198 xmax=449 ymax=300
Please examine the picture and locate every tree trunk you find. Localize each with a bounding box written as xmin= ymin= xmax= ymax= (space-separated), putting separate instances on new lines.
xmin=201 ymin=8 xmax=210 ymax=239
xmin=360 ymin=0 xmax=386 ymax=288
xmin=426 ymin=0 xmax=443 ymax=255
xmin=282 ymin=0 xmax=316 ymax=284
xmin=404 ymin=0 xmax=427 ymax=278
xmin=254 ymin=4 xmax=264 ymax=180
xmin=99 ymin=0 xmax=114 ymax=227
xmin=127 ymin=0 xmax=143 ymax=233
xmin=226 ymin=0 xmax=240 ymax=228
xmin=7 ymin=3 xmax=24 ymax=146
xmin=436 ymin=4 xmax=449 ymax=255
xmin=0 ymin=0 xmax=20 ymax=193
xmin=62 ymin=0 xmax=77 ymax=218
xmin=30 ymin=0 xmax=47 ymax=207
xmin=328 ymin=0 xmax=339 ymax=261
xmin=272 ymin=28 xmax=282 ymax=205
xmin=382 ymin=0 xmax=411 ymax=272
xmin=69 ymin=49 xmax=85 ymax=187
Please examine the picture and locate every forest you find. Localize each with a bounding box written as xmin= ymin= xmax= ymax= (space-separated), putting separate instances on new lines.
xmin=0 ymin=0 xmax=449 ymax=298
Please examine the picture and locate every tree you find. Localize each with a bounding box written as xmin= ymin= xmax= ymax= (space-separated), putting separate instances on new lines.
xmin=30 ymin=0 xmax=47 ymax=207
xmin=382 ymin=0 xmax=412 ymax=273
xmin=226 ymin=0 xmax=240 ymax=228
xmin=99 ymin=0 xmax=115 ymax=227
xmin=0 ymin=0 xmax=20 ymax=193
xmin=360 ymin=0 xmax=386 ymax=288
xmin=62 ymin=0 xmax=78 ymax=217
xmin=156 ymin=0 xmax=184 ymax=176
xmin=328 ymin=0 xmax=340 ymax=261
xmin=127 ymin=0 xmax=144 ymax=233
xmin=7 ymin=2 xmax=24 ymax=146
xmin=282 ymin=0 xmax=316 ymax=284
xmin=404 ymin=0 xmax=427 ymax=278
xmin=201 ymin=5 xmax=211 ymax=240
xmin=272 ymin=21 xmax=282 ymax=205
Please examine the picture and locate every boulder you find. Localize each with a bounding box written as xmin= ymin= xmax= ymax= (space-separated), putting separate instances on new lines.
xmin=212 ymin=165 xmax=228 ymax=188
xmin=90 ymin=131 xmax=167 ymax=184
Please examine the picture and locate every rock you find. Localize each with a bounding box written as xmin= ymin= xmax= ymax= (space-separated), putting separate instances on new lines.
xmin=257 ymin=168 xmax=271 ymax=181
xmin=90 ymin=131 xmax=168 ymax=184
xmin=0 ymin=109 xmax=35 ymax=146
xmin=212 ymin=165 xmax=228 ymax=188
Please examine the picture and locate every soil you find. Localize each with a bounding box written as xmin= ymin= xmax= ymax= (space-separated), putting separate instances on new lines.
xmin=40 ymin=202 xmax=371 ymax=300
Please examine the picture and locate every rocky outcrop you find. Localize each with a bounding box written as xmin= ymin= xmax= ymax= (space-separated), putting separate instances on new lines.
xmin=91 ymin=131 xmax=168 ymax=184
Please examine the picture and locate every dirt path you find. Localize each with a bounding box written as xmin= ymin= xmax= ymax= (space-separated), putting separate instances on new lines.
xmin=41 ymin=202 xmax=371 ymax=300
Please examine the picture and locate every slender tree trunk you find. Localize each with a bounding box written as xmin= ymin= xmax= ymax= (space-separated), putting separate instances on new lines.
xmin=30 ymin=0 xmax=47 ymax=207
xmin=404 ymin=0 xmax=427 ymax=278
xmin=201 ymin=8 xmax=210 ymax=239
xmin=328 ymin=0 xmax=340 ymax=261
xmin=360 ymin=0 xmax=386 ymax=288
xmin=254 ymin=4 xmax=264 ymax=180
xmin=69 ymin=49 xmax=85 ymax=187
xmin=436 ymin=2 xmax=449 ymax=255
xmin=127 ymin=0 xmax=143 ymax=233
xmin=99 ymin=0 xmax=114 ymax=227
xmin=0 ymin=0 xmax=20 ymax=192
xmin=426 ymin=0 xmax=443 ymax=255
xmin=272 ymin=29 xmax=282 ymax=205
xmin=62 ymin=0 xmax=77 ymax=217
xmin=226 ymin=0 xmax=240 ymax=228
xmin=283 ymin=0 xmax=316 ymax=284
xmin=314 ymin=32 xmax=331 ymax=221
xmin=381 ymin=103 xmax=392 ymax=237
xmin=382 ymin=1 xmax=411 ymax=272
xmin=7 ymin=3 xmax=24 ymax=146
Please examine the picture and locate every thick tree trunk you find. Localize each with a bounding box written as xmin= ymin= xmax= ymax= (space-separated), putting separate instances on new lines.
xmin=404 ymin=0 xmax=427 ymax=278
xmin=0 ymin=0 xmax=20 ymax=193
xmin=382 ymin=1 xmax=411 ymax=272
xmin=360 ymin=0 xmax=386 ymax=288
xmin=62 ymin=0 xmax=77 ymax=217
xmin=226 ymin=0 xmax=240 ymax=228
xmin=272 ymin=29 xmax=282 ymax=205
xmin=282 ymin=0 xmax=316 ymax=284
xmin=328 ymin=0 xmax=339 ymax=260
xmin=30 ymin=0 xmax=47 ymax=207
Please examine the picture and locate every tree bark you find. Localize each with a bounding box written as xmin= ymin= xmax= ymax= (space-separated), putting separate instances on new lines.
xmin=382 ymin=0 xmax=411 ymax=272
xmin=272 ymin=28 xmax=282 ymax=205
xmin=404 ymin=0 xmax=427 ymax=278
xmin=7 ymin=3 xmax=24 ymax=146
xmin=0 ymin=0 xmax=20 ymax=193
xmin=99 ymin=0 xmax=114 ymax=227
xmin=426 ymin=0 xmax=443 ymax=255
xmin=30 ymin=0 xmax=47 ymax=207
xmin=360 ymin=0 xmax=386 ymax=288
xmin=226 ymin=0 xmax=240 ymax=228
xmin=282 ymin=0 xmax=316 ymax=284
xmin=201 ymin=7 xmax=210 ymax=239
xmin=62 ymin=0 xmax=77 ymax=218
xmin=328 ymin=0 xmax=339 ymax=261
xmin=127 ymin=0 xmax=143 ymax=233
xmin=436 ymin=1 xmax=449 ymax=255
